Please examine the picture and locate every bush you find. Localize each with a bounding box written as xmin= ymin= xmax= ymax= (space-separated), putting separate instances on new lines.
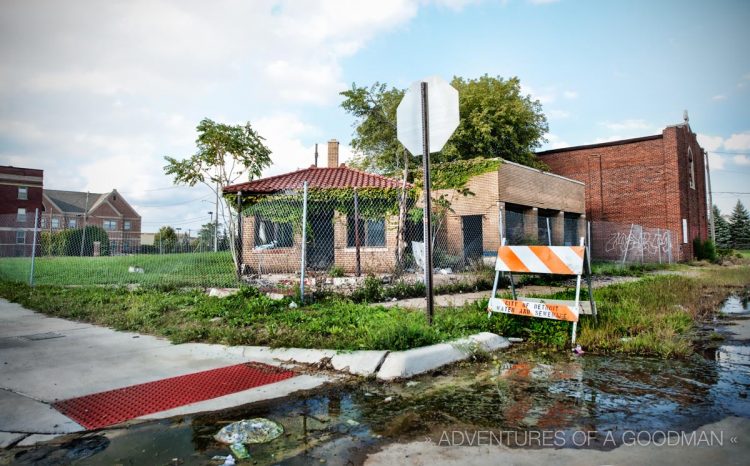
xmin=693 ymin=238 xmax=717 ymax=262
xmin=328 ymin=265 xmax=345 ymax=278
xmin=42 ymin=226 xmax=110 ymax=256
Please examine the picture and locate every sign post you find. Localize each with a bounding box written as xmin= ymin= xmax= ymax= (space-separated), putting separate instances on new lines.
xmin=397 ymin=76 xmax=459 ymax=324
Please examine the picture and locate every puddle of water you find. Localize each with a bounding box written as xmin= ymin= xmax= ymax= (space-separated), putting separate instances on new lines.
xmin=6 ymin=298 xmax=750 ymax=465
xmin=720 ymin=294 xmax=750 ymax=315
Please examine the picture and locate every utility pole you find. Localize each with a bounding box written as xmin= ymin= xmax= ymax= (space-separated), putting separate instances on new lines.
xmin=80 ymin=191 xmax=89 ymax=256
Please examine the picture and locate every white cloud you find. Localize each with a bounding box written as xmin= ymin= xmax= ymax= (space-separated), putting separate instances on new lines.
xmin=521 ymin=84 xmax=557 ymax=104
xmin=544 ymin=133 xmax=569 ymax=150
xmin=712 ymin=94 xmax=727 ymax=101
xmin=708 ymin=153 xmax=726 ymax=170
xmin=599 ymin=119 xmax=652 ymax=132
xmin=724 ymin=131 xmax=750 ymax=151
xmin=733 ymin=155 xmax=750 ymax=166
xmin=528 ymin=0 xmax=560 ymax=4
xmin=563 ymin=90 xmax=578 ymax=99
xmin=547 ymin=109 xmax=570 ymax=119
xmin=697 ymin=133 xmax=724 ymax=152
xmin=433 ymin=0 xmax=483 ymax=10
xmin=0 ymin=0 xmax=432 ymax=228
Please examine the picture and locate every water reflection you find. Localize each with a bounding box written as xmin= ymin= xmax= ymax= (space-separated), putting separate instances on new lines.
xmin=9 ymin=297 xmax=750 ymax=465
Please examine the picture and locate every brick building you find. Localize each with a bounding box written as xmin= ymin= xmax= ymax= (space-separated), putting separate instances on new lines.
xmin=432 ymin=159 xmax=586 ymax=266
xmin=536 ymin=122 xmax=709 ymax=261
xmin=42 ymin=189 xmax=142 ymax=254
xmin=225 ymin=140 xmax=408 ymax=274
xmin=0 ymin=166 xmax=44 ymax=257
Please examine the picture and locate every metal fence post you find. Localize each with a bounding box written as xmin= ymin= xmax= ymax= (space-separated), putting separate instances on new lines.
xmin=621 ymin=224 xmax=634 ymax=266
xmin=354 ymin=189 xmax=361 ymax=277
xmin=29 ymin=208 xmax=39 ymax=286
xmin=299 ymin=181 xmax=308 ymax=303
xmin=236 ymin=191 xmax=243 ymax=280
xmin=657 ymin=228 xmax=662 ymax=264
xmin=546 ymin=217 xmax=552 ymax=246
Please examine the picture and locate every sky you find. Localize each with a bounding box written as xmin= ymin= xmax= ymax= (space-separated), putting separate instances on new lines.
xmin=1 ymin=0 xmax=749 ymax=233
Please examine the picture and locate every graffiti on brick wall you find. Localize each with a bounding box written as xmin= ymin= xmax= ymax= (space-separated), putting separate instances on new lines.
xmin=604 ymin=226 xmax=672 ymax=261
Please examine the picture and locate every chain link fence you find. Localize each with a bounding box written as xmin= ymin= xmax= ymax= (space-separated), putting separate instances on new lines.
xmin=0 ymin=211 xmax=238 ymax=287
xmin=0 ymin=190 xmax=679 ymax=289
xmin=589 ymin=220 xmax=674 ymax=264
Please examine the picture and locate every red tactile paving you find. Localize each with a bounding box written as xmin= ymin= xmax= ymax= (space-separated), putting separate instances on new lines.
xmin=52 ymin=363 xmax=296 ymax=430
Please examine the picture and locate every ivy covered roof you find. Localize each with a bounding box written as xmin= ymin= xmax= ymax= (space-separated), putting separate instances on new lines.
xmin=224 ymin=164 xmax=408 ymax=194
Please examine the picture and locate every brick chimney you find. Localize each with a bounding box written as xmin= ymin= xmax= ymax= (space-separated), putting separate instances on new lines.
xmin=327 ymin=139 xmax=339 ymax=168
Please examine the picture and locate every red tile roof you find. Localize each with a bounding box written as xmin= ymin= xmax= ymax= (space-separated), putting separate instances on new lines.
xmin=224 ymin=165 xmax=408 ymax=194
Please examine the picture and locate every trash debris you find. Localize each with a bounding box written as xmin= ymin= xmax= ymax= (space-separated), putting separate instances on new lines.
xmin=128 ymin=266 xmax=144 ymax=273
xmin=289 ymin=302 xmax=298 ymax=309
xmin=438 ymin=268 xmax=452 ymax=275
xmin=383 ymin=396 xmax=393 ymax=403
xmin=345 ymin=419 xmax=360 ymax=426
xmin=230 ymin=443 xmax=250 ymax=459
xmin=405 ymin=381 xmax=419 ymax=387
xmin=620 ymin=337 xmax=632 ymax=342
xmin=508 ymin=337 xmax=524 ymax=343
xmin=221 ymin=455 xmax=235 ymax=466
xmin=572 ymin=345 xmax=585 ymax=355
xmin=214 ymin=418 xmax=284 ymax=445
xmin=210 ymin=456 xmax=228 ymax=462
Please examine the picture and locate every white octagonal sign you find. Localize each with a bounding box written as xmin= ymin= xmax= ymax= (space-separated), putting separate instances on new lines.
xmin=397 ymin=75 xmax=459 ymax=156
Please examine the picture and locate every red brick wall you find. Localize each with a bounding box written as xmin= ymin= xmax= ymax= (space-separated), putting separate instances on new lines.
xmin=538 ymin=126 xmax=709 ymax=260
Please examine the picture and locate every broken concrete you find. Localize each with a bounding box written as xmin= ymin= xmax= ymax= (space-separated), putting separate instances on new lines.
xmin=377 ymin=332 xmax=510 ymax=381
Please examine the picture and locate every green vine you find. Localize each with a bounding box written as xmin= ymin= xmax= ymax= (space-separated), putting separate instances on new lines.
xmin=237 ymin=187 xmax=418 ymax=227
xmin=411 ymin=157 xmax=501 ymax=191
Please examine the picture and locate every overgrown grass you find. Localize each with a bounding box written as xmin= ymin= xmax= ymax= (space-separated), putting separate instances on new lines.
xmin=590 ymin=261 xmax=677 ymax=277
xmin=0 ymin=264 xmax=747 ymax=357
xmin=0 ymin=252 xmax=236 ymax=287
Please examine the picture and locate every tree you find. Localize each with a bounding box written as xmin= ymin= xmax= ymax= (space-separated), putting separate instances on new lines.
xmin=154 ymin=226 xmax=178 ymax=253
xmin=196 ymin=222 xmax=218 ymax=252
xmin=340 ymin=74 xmax=548 ymax=175
xmin=728 ymin=200 xmax=750 ymax=249
xmin=56 ymin=226 xmax=110 ymax=256
xmin=164 ymin=118 xmax=272 ymax=267
xmin=713 ymin=205 xmax=730 ymax=249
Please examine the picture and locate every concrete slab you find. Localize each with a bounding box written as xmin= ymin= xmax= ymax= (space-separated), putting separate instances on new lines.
xmin=377 ymin=332 xmax=510 ymax=381
xmin=377 ymin=291 xmax=491 ymax=309
xmin=16 ymin=434 xmax=63 ymax=447
xmin=0 ymin=299 xmax=330 ymax=434
xmin=331 ymin=351 xmax=388 ymax=376
xmin=0 ymin=389 xmax=83 ymax=434
xmin=0 ymin=432 xmax=27 ymax=449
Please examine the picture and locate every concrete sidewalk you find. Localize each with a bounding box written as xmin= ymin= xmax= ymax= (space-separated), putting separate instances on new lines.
xmin=0 ymin=299 xmax=331 ymax=444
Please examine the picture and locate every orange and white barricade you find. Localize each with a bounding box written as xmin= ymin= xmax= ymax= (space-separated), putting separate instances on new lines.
xmin=487 ymin=238 xmax=596 ymax=345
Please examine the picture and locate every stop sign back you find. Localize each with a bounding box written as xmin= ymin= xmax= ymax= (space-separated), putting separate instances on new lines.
xmin=396 ymin=76 xmax=459 ymax=155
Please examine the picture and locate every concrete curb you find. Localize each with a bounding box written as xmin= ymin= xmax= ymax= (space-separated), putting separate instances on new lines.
xmin=226 ymin=346 xmax=389 ymax=376
xmin=376 ymin=332 xmax=510 ymax=381
xmin=225 ymin=332 xmax=511 ymax=379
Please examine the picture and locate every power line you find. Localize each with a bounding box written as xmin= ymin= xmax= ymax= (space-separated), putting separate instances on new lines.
xmin=135 ymin=196 xmax=211 ymax=207
xmin=712 ymin=151 xmax=750 ymax=155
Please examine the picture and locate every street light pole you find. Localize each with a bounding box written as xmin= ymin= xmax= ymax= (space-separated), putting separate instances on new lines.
xmin=207 ymin=212 xmax=213 ymax=253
